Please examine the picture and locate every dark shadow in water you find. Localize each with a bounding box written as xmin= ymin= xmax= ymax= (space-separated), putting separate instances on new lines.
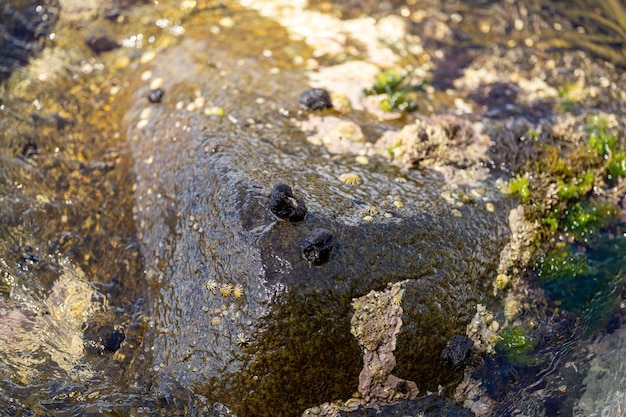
xmin=0 ymin=0 xmax=60 ymax=83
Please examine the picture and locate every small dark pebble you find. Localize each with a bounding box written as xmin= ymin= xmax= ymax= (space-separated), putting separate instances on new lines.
xmin=148 ymin=88 xmax=165 ymax=103
xmin=298 ymin=88 xmax=332 ymax=111
xmin=85 ymin=35 xmax=119 ymax=54
xmin=441 ymin=335 xmax=474 ymax=370
xmin=103 ymin=329 xmax=125 ymax=352
xmin=301 ymin=228 xmax=334 ymax=265
xmin=268 ymin=184 xmax=307 ymax=222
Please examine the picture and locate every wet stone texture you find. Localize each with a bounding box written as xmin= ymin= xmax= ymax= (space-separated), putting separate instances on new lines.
xmin=124 ymin=28 xmax=513 ymax=417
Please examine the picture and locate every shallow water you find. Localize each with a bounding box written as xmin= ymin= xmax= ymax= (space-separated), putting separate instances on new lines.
xmin=1 ymin=0 xmax=625 ymax=416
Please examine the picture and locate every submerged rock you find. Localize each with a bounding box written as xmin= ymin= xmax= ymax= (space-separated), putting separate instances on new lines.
xmin=442 ymin=335 xmax=475 ymax=370
xmin=124 ymin=32 xmax=513 ymax=416
xmin=298 ymin=88 xmax=333 ymax=111
xmin=85 ymin=34 xmax=119 ymax=54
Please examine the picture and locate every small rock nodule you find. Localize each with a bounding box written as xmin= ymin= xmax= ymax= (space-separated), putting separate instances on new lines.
xmin=268 ymin=184 xmax=308 ymax=222
xmin=103 ymin=329 xmax=126 ymax=352
xmin=441 ymin=334 xmax=474 ymax=370
xmin=298 ymin=88 xmax=332 ymax=111
xmin=85 ymin=35 xmax=119 ymax=54
xmin=301 ymin=228 xmax=334 ymax=265
xmin=148 ymin=88 xmax=165 ymax=103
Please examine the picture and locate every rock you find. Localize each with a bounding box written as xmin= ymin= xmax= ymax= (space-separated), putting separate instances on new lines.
xmin=299 ymin=88 xmax=333 ymax=111
xmin=85 ymin=34 xmax=119 ymax=54
xmin=103 ymin=329 xmax=125 ymax=352
xmin=148 ymin=88 xmax=165 ymax=103
xmin=351 ymin=282 xmax=418 ymax=404
xmin=301 ymin=228 xmax=334 ymax=265
xmin=124 ymin=35 xmax=513 ymax=417
xmin=442 ymin=335 xmax=474 ymax=370
xmin=337 ymin=394 xmax=476 ymax=417
xmin=268 ymin=183 xmax=308 ymax=221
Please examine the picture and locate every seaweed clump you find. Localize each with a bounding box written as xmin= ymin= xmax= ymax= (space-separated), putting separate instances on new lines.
xmin=500 ymin=115 xmax=625 ymax=327
xmin=539 ymin=236 xmax=626 ymax=328
xmin=363 ymin=70 xmax=423 ymax=113
xmin=495 ymin=325 xmax=539 ymax=367
xmin=505 ymin=116 xmax=623 ymax=245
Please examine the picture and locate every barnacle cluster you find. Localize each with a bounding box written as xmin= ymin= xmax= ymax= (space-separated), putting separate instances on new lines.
xmin=206 ymin=280 xmax=244 ymax=300
xmin=376 ymin=115 xmax=481 ymax=170
xmin=350 ymin=280 xmax=418 ymax=403
xmin=504 ymin=298 xmax=522 ymax=322
xmin=494 ymin=274 xmax=510 ymax=292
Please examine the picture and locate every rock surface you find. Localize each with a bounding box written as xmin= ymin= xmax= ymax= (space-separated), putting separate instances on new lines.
xmin=123 ymin=25 xmax=512 ymax=416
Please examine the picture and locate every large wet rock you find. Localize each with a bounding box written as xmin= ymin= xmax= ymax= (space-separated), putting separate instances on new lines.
xmin=123 ymin=22 xmax=513 ymax=417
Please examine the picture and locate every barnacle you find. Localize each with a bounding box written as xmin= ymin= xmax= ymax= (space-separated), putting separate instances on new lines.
xmin=495 ymin=274 xmax=510 ymax=291
xmin=220 ymin=283 xmax=233 ymax=297
xmin=339 ymin=173 xmax=362 ymax=185
xmin=233 ymin=284 xmax=244 ymax=299
xmin=211 ymin=316 xmax=221 ymax=326
xmin=504 ymin=299 xmax=522 ymax=322
xmin=206 ymin=279 xmax=218 ymax=294
xmin=236 ymin=332 xmax=250 ymax=346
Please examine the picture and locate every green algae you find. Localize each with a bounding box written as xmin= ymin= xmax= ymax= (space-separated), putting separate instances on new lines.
xmin=363 ymin=70 xmax=423 ymax=113
xmin=562 ymin=200 xmax=616 ymax=241
xmin=505 ymin=115 xmax=622 ymax=244
xmin=556 ymin=170 xmax=594 ymax=202
xmin=496 ymin=325 xmax=539 ymax=367
xmin=508 ymin=174 xmax=531 ymax=203
xmin=587 ymin=115 xmax=626 ymax=183
xmin=539 ymin=236 xmax=626 ymax=328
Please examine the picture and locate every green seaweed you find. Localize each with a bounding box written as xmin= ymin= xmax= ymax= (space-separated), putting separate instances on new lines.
xmin=508 ymin=174 xmax=531 ymax=203
xmin=364 ymin=70 xmax=424 ymax=113
xmin=509 ymin=116 xmax=622 ymax=244
xmin=365 ymin=71 xmax=409 ymax=96
xmin=496 ymin=326 xmax=539 ymax=366
xmin=557 ymin=170 xmax=594 ymax=202
xmin=607 ymin=150 xmax=626 ymax=180
xmin=541 ymin=244 xmax=589 ymax=282
xmin=539 ymin=236 xmax=626 ymax=328
xmin=586 ymin=115 xmax=626 ymax=182
xmin=562 ymin=200 xmax=615 ymax=241
xmin=587 ymin=115 xmax=616 ymax=158
xmin=380 ymin=91 xmax=418 ymax=112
